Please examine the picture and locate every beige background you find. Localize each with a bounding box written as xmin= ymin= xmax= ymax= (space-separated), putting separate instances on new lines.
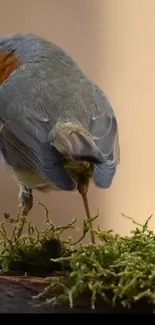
xmin=0 ymin=0 xmax=155 ymax=240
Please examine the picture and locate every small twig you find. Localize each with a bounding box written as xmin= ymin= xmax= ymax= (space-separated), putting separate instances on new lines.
xmin=38 ymin=202 xmax=54 ymax=228
xmin=15 ymin=216 xmax=27 ymax=239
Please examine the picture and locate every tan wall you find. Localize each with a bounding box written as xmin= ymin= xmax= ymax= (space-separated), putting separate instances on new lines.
xmin=0 ymin=0 xmax=155 ymax=240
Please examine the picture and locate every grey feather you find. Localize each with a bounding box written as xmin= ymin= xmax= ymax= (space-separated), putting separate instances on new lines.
xmin=0 ymin=33 xmax=120 ymax=190
xmin=0 ymin=119 xmax=77 ymax=191
xmin=0 ymin=33 xmax=75 ymax=66
xmin=90 ymin=114 xmax=120 ymax=188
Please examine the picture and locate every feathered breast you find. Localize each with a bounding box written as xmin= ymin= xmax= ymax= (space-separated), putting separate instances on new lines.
xmin=0 ymin=50 xmax=21 ymax=85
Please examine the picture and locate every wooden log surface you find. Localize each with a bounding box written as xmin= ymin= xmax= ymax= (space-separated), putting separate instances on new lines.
xmin=0 ymin=274 xmax=97 ymax=313
xmin=0 ymin=275 xmax=53 ymax=313
xmin=0 ymin=275 xmax=153 ymax=313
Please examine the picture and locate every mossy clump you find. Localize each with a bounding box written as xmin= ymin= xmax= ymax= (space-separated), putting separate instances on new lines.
xmin=0 ymin=202 xmax=77 ymax=274
xmin=33 ymin=214 xmax=155 ymax=312
xmin=1 ymin=204 xmax=155 ymax=312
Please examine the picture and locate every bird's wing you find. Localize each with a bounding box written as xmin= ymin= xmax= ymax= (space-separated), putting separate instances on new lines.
xmin=0 ymin=118 xmax=76 ymax=191
xmin=89 ymin=112 xmax=120 ymax=188
xmin=0 ymin=115 xmax=77 ymax=191
xmin=0 ymin=65 xmax=77 ymax=191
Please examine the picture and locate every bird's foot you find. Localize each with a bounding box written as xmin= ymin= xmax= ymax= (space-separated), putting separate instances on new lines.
xmin=16 ymin=186 xmax=33 ymax=238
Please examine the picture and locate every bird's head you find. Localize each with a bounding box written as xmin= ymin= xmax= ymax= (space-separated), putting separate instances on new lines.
xmin=48 ymin=122 xmax=105 ymax=164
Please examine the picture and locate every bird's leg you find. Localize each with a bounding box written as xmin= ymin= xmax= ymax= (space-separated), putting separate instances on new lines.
xmin=17 ymin=185 xmax=33 ymax=237
xmin=18 ymin=186 xmax=33 ymax=216
xmin=78 ymin=180 xmax=96 ymax=244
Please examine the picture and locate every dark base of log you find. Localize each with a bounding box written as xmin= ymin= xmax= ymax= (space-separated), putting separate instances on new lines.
xmin=0 ymin=274 xmax=154 ymax=313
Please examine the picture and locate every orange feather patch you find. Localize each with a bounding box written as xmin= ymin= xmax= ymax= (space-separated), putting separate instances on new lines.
xmin=0 ymin=51 xmax=21 ymax=85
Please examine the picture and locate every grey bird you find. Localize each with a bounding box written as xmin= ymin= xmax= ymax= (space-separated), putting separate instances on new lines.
xmin=0 ymin=33 xmax=120 ymax=243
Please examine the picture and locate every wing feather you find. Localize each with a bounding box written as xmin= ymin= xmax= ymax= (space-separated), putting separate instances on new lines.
xmin=0 ymin=118 xmax=77 ymax=191
xmin=90 ymin=113 xmax=120 ymax=188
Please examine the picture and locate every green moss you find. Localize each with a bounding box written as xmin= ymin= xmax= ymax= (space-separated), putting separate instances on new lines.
xmin=0 ymin=202 xmax=76 ymax=274
xmin=33 ymin=214 xmax=155 ymax=311
xmin=1 ymin=204 xmax=155 ymax=312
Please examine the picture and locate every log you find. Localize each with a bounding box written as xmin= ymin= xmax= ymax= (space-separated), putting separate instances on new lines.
xmin=0 ymin=274 xmax=101 ymax=314
xmin=0 ymin=275 xmax=53 ymax=313
xmin=0 ymin=274 xmax=154 ymax=313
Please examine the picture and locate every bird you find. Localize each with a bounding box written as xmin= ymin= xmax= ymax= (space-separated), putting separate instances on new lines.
xmin=0 ymin=33 xmax=120 ymax=244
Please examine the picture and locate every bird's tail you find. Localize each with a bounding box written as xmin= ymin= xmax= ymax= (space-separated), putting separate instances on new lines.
xmin=48 ymin=122 xmax=105 ymax=164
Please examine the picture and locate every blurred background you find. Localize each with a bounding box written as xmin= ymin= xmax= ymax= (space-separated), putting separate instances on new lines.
xmin=0 ymin=0 xmax=155 ymax=241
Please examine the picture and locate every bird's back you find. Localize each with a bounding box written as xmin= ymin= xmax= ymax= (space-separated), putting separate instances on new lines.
xmin=0 ymin=33 xmax=120 ymax=191
xmin=0 ymin=33 xmax=114 ymax=125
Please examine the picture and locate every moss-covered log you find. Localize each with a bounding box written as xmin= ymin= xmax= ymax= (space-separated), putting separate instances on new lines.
xmin=0 ymin=275 xmax=153 ymax=313
xmin=1 ymin=204 xmax=155 ymax=313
